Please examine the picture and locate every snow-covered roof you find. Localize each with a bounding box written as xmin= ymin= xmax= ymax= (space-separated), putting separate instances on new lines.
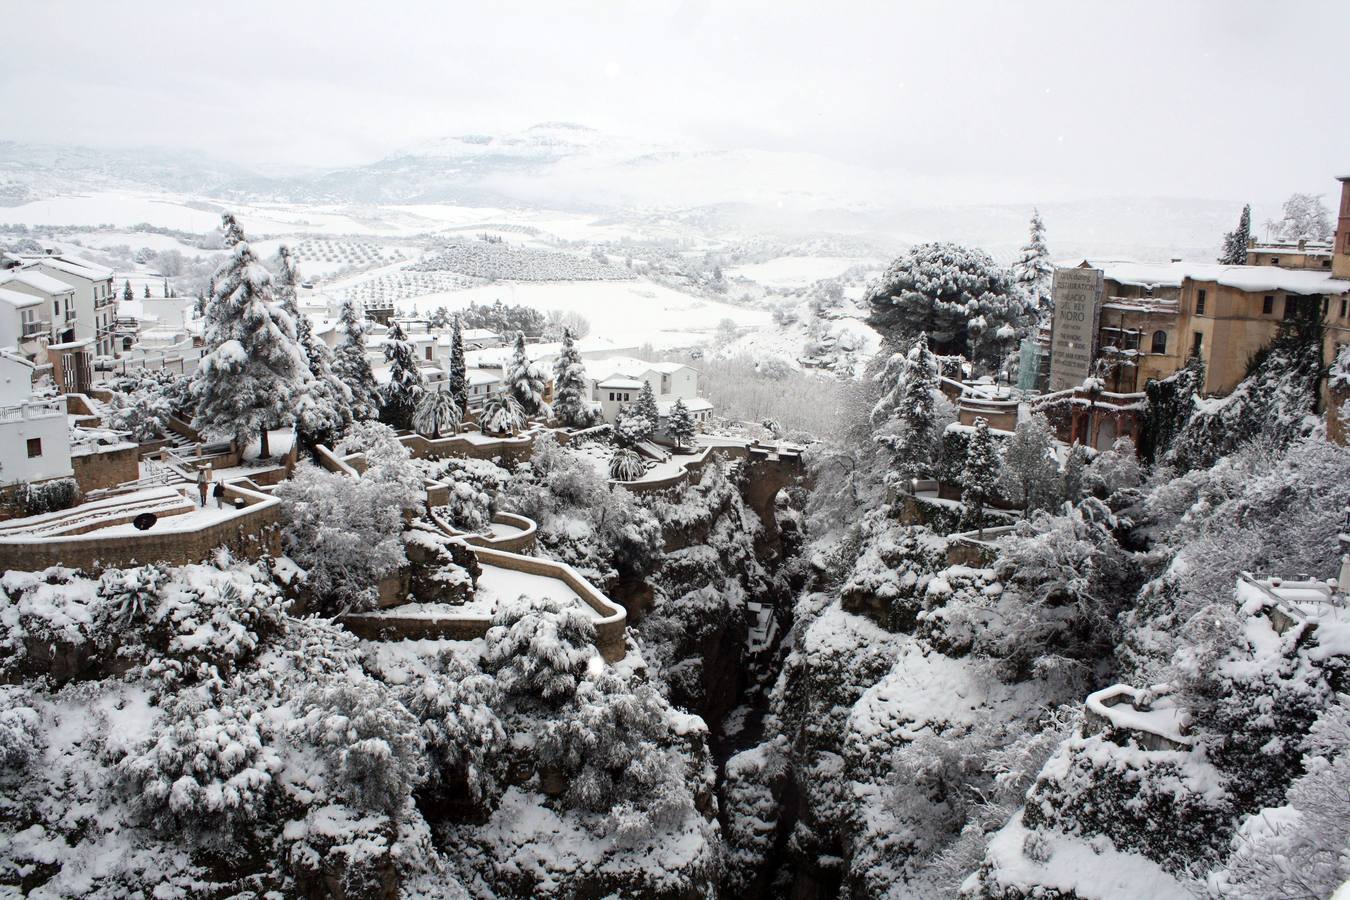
xmin=0 ymin=287 xmax=42 ymax=309
xmin=598 ymin=377 xmax=644 ymax=390
xmin=468 ymin=370 xmax=500 ymax=385
xmin=0 ymin=268 xmax=76 ymax=296
xmin=1084 ymin=259 xmax=1350 ymax=296
xmin=461 ymin=328 xmax=500 ymax=340
xmin=657 ymin=397 xmax=713 ymax=415
xmin=20 ymin=255 xmax=115 ymax=281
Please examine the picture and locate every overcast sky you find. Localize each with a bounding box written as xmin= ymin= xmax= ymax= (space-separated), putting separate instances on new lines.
xmin=3 ymin=0 xmax=1346 ymax=204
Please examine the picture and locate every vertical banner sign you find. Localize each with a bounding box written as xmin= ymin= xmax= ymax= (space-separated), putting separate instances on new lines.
xmin=1048 ymin=267 xmax=1103 ymax=392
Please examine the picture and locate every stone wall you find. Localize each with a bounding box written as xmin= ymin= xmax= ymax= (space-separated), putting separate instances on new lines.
xmin=0 ymin=484 xmax=281 ymax=573
xmin=70 ymin=442 xmax=139 ymax=493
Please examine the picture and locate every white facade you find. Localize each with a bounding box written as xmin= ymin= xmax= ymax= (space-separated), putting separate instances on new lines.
xmin=583 ymin=359 xmax=706 ymax=425
xmin=0 ymin=267 xmax=71 ymax=358
xmin=15 ymin=255 xmax=118 ymax=358
xmin=0 ymin=354 xmax=72 ymax=485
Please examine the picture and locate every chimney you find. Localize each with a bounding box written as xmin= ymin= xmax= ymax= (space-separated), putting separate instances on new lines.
xmin=1335 ymin=176 xmax=1350 ymax=280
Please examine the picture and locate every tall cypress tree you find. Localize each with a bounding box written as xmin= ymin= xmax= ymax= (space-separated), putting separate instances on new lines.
xmin=332 ymin=300 xmax=380 ymax=422
xmin=1219 ymin=204 xmax=1252 ymax=265
xmin=276 ymin=244 xmax=350 ymax=445
xmin=447 ymin=315 xmax=468 ymax=416
xmin=192 ymin=213 xmax=308 ymax=458
xmin=551 ymin=328 xmax=592 ymax=428
xmin=1012 ymin=209 xmax=1055 ymax=323
xmin=122 ymin=280 xmax=134 ymax=304
xmin=380 ymin=320 xmax=424 ymax=431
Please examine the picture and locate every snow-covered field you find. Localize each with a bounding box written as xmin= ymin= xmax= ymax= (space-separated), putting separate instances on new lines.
xmin=727 ymin=255 xmax=874 ymax=288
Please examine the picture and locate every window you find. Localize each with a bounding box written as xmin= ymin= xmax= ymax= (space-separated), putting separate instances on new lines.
xmin=1271 ymin=257 xmax=1280 ymax=266
xmin=607 ymin=392 xmax=614 ymax=401
xmin=1263 ymin=295 xmax=1275 ymax=315
xmin=661 ymin=374 xmax=670 ymax=393
xmin=1284 ymin=296 xmax=1297 ymax=320
xmin=1151 ymin=330 xmax=1167 ymax=354
xmin=425 ymin=346 xmax=433 ymax=360
xmin=1342 ymin=298 xmax=1348 ymax=319
xmin=1195 ymin=289 xmax=1207 ymax=315
xmin=26 ymin=438 xmax=41 ymax=458
xmin=1191 ymin=331 xmax=1203 ymax=357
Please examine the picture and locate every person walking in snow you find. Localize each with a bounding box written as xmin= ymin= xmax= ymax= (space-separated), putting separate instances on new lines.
xmin=213 ymin=480 xmax=226 ymax=509
xmin=196 ymin=468 xmax=209 ymax=507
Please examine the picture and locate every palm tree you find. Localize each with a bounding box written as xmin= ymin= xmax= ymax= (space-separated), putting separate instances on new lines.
xmin=413 ymin=390 xmax=463 ymax=439
xmin=479 ymin=394 xmax=526 ymax=436
xmin=608 ymin=448 xmax=647 ymax=482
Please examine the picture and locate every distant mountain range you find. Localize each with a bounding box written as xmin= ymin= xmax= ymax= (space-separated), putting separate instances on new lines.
xmin=0 ymin=123 xmax=1254 ymax=260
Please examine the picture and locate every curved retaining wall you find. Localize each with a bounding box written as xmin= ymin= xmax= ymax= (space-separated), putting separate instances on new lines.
xmin=0 ymin=483 xmax=282 ymax=573
xmin=429 ymin=509 xmax=538 ymax=554
xmin=341 ymin=545 xmax=626 ymax=662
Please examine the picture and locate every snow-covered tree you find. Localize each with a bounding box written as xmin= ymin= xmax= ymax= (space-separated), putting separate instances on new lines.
xmin=1012 ymin=209 xmax=1054 ymax=323
xmin=960 ymin=417 xmax=1002 ymax=526
xmin=1061 ymin=441 xmax=1088 ymax=503
xmin=1219 ymin=203 xmax=1252 ymax=265
xmin=276 ymin=244 xmax=351 ymax=446
xmin=192 ymin=213 xmax=308 ymax=458
xmin=122 ymin=279 xmax=133 ymax=304
xmin=1085 ymin=436 xmax=1142 ymax=497
xmin=447 ymin=315 xmax=468 ymax=417
xmin=380 ymin=320 xmax=424 ymax=431
xmin=481 ymin=598 xmax=598 ymax=710
xmin=866 ymin=242 xmax=1033 ymax=373
xmin=634 ymin=380 xmax=659 ymax=429
xmin=506 ymin=331 xmax=549 ymax=417
xmin=876 ymin=333 xmax=940 ymax=482
xmin=1274 ymin=192 xmax=1333 ymax=242
xmin=1000 ymin=413 xmax=1059 ymax=514
xmin=666 ymin=398 xmax=696 ymax=448
xmin=613 ymin=401 xmax=655 ymax=448
xmin=276 ymin=443 xmax=421 ymax=614
xmin=332 ymin=299 xmax=380 ymax=421
xmin=551 ymin=328 xmax=594 ymax=428
xmin=412 ymin=389 xmax=461 ymax=439
xmin=479 ymin=394 xmax=526 ymax=436
xmin=399 ymin=655 xmax=505 ymax=807
xmin=608 ymin=448 xmax=646 ymax=482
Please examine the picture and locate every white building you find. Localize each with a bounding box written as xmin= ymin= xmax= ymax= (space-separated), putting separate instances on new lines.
xmin=583 ymin=358 xmax=712 ymax=427
xmin=0 ymin=267 xmax=74 ymax=357
xmin=11 ymin=254 xmax=118 ymax=358
xmin=0 ymin=352 xmax=71 ymax=485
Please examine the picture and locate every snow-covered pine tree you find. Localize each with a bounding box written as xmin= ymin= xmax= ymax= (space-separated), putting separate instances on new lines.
xmin=890 ymin=333 xmax=939 ymax=481
xmin=1219 ymin=204 xmax=1252 ymax=265
xmin=192 ymin=213 xmax=308 ymax=458
xmin=482 ymin=598 xmax=597 ymax=710
xmin=551 ymin=328 xmax=593 ymax=428
xmin=1012 ymin=209 xmax=1055 ymax=323
xmin=380 ymin=320 xmax=424 ymax=431
xmin=413 ymin=390 xmax=462 ymax=439
xmin=613 ymin=403 xmax=654 ymax=448
xmin=1000 ymin=413 xmax=1059 ymax=514
xmin=866 ymin=242 xmax=1032 ymax=373
xmin=332 ymin=300 xmax=380 ymax=421
xmin=960 ymin=417 xmax=1002 ymax=529
xmin=1061 ymin=441 xmax=1088 ymax=503
xmin=275 ymin=244 xmax=350 ymax=446
xmin=122 ymin=279 xmax=133 ymax=304
xmin=634 ymin=380 xmax=659 ymax=430
xmin=506 ymin=331 xmax=549 ymax=417
xmin=447 ymin=315 xmax=468 ymax=416
xmin=666 ymin=398 xmax=696 ymax=449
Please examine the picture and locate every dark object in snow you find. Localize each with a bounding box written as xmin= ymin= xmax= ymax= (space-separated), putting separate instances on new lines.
xmin=132 ymin=512 xmax=157 ymax=531
xmin=234 ymin=498 xmax=246 ymax=510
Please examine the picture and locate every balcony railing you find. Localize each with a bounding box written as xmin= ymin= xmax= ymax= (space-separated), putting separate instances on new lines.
xmin=21 ymin=321 xmax=50 ymax=337
xmin=0 ymin=398 xmax=65 ymax=422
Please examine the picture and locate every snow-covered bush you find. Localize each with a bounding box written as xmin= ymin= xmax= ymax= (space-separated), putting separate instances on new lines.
xmin=276 ymin=460 xmax=420 ymax=614
xmin=608 ymin=448 xmax=646 ymax=481
xmin=115 ymin=695 xmax=280 ymax=844
xmin=479 ymin=394 xmax=526 ymax=436
xmin=432 ymin=456 xmax=508 ymax=533
xmin=482 ymin=598 xmax=598 ymax=711
xmin=722 ymin=736 xmax=790 ymax=893
xmin=399 ymin=655 xmax=505 ymax=807
xmin=293 ymin=679 xmax=426 ymax=816
xmin=0 ymin=687 xmax=41 ymax=769
xmin=8 ymin=477 xmax=81 ymax=517
xmin=537 ymin=672 xmax=699 ymax=840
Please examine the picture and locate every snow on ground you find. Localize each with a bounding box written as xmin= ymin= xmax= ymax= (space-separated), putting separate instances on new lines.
xmin=0 ymin=190 xmax=223 ymax=231
xmin=399 ymin=279 xmax=770 ymax=350
xmin=727 ymin=255 xmax=873 ymax=288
